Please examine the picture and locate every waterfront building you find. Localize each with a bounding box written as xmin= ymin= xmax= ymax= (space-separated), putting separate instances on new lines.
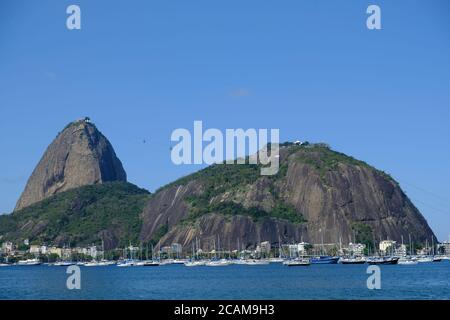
xmin=347 ymin=243 xmax=366 ymax=256
xmin=297 ymin=242 xmax=310 ymax=254
xmin=1 ymin=242 xmax=14 ymax=255
xmin=40 ymin=245 xmax=48 ymax=255
xmin=379 ymin=240 xmax=396 ymax=254
xmin=260 ymin=241 xmax=271 ymax=255
xmin=48 ymin=247 xmax=62 ymax=257
xmin=440 ymin=240 xmax=450 ymax=256
xmin=29 ymin=245 xmax=41 ymax=255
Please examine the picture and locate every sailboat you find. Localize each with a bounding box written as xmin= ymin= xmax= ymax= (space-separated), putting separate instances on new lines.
xmin=185 ymin=241 xmax=205 ymax=267
xmin=117 ymin=246 xmax=136 ymax=267
xmin=311 ymin=232 xmax=339 ymax=264
xmin=367 ymin=256 xmax=399 ymax=265
xmin=339 ymin=231 xmax=366 ymax=264
xmin=430 ymin=237 xmax=442 ymax=262
xmin=205 ymin=236 xmax=231 ymax=266
xmin=398 ymin=235 xmax=418 ymax=265
xmin=339 ymin=256 xmax=366 ymax=264
xmin=268 ymin=240 xmax=285 ymax=263
xmin=417 ymin=239 xmax=433 ymax=263
xmin=143 ymin=244 xmax=160 ymax=266
xmin=366 ymin=237 xmax=399 ymax=265
xmin=283 ymin=257 xmax=311 ymax=266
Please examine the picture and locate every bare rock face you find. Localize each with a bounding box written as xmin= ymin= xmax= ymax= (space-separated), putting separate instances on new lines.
xmin=139 ymin=144 xmax=436 ymax=249
xmin=14 ymin=119 xmax=126 ymax=211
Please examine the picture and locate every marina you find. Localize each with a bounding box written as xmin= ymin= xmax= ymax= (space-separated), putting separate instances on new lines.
xmin=1 ymin=253 xmax=448 ymax=268
xmin=0 ymin=260 xmax=449 ymax=300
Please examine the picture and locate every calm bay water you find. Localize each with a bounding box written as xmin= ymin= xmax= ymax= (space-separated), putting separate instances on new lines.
xmin=0 ymin=262 xmax=449 ymax=300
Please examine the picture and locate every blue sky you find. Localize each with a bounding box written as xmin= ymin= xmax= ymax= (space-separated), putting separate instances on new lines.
xmin=0 ymin=0 xmax=449 ymax=240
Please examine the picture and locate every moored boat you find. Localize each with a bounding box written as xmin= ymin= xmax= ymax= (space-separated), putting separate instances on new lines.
xmin=283 ymin=258 xmax=311 ymax=267
xmin=242 ymin=259 xmax=270 ymax=265
xmin=54 ymin=261 xmax=75 ymax=266
xmin=367 ymin=256 xmax=399 ymax=265
xmin=339 ymin=256 xmax=366 ymax=264
xmin=17 ymin=258 xmax=42 ymax=266
xmin=311 ymin=256 xmax=339 ymax=264
xmin=117 ymin=259 xmax=135 ymax=267
xmin=398 ymin=257 xmax=418 ymax=265
xmin=184 ymin=260 xmax=205 ymax=267
xmin=143 ymin=260 xmax=160 ymax=267
xmin=417 ymin=256 xmax=433 ymax=263
xmin=205 ymin=259 xmax=232 ymax=267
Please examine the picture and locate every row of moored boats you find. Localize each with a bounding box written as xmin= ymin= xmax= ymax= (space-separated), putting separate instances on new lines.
xmin=2 ymin=255 xmax=448 ymax=267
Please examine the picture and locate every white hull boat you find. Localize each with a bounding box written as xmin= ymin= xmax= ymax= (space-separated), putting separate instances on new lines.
xmin=205 ymin=259 xmax=232 ymax=267
xmin=398 ymin=257 xmax=418 ymax=265
xmin=417 ymin=256 xmax=433 ymax=263
xmin=283 ymin=258 xmax=311 ymax=267
xmin=242 ymin=259 xmax=270 ymax=265
xmin=17 ymin=259 xmax=42 ymax=266
xmin=117 ymin=259 xmax=135 ymax=267
xmin=184 ymin=261 xmax=206 ymax=267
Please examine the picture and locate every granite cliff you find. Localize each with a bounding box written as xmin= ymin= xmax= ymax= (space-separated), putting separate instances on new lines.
xmin=139 ymin=143 xmax=436 ymax=250
xmin=14 ymin=118 xmax=126 ymax=211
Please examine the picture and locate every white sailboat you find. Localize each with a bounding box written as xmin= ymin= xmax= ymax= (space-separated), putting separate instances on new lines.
xmin=283 ymin=257 xmax=311 ymax=266
xmin=398 ymin=235 xmax=418 ymax=265
xmin=205 ymin=259 xmax=232 ymax=267
xmin=339 ymin=256 xmax=366 ymax=264
xmin=184 ymin=241 xmax=205 ymax=267
xmin=242 ymin=259 xmax=270 ymax=265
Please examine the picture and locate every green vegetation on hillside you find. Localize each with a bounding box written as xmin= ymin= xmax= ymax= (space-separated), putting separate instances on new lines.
xmin=351 ymin=222 xmax=374 ymax=252
xmin=0 ymin=182 xmax=150 ymax=248
xmin=182 ymin=199 xmax=306 ymax=225
xmin=293 ymin=145 xmax=396 ymax=184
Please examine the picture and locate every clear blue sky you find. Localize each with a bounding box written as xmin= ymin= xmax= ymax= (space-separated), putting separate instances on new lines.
xmin=1 ymin=0 xmax=449 ymax=241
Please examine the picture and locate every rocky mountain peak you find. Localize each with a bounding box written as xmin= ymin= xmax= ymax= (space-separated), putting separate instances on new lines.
xmin=14 ymin=118 xmax=127 ymax=211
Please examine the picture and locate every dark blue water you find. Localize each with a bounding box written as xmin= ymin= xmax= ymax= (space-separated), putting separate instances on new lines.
xmin=1 ymin=262 xmax=449 ymax=300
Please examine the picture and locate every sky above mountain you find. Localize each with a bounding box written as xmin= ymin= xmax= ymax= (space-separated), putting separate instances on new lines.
xmin=0 ymin=0 xmax=449 ymax=240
